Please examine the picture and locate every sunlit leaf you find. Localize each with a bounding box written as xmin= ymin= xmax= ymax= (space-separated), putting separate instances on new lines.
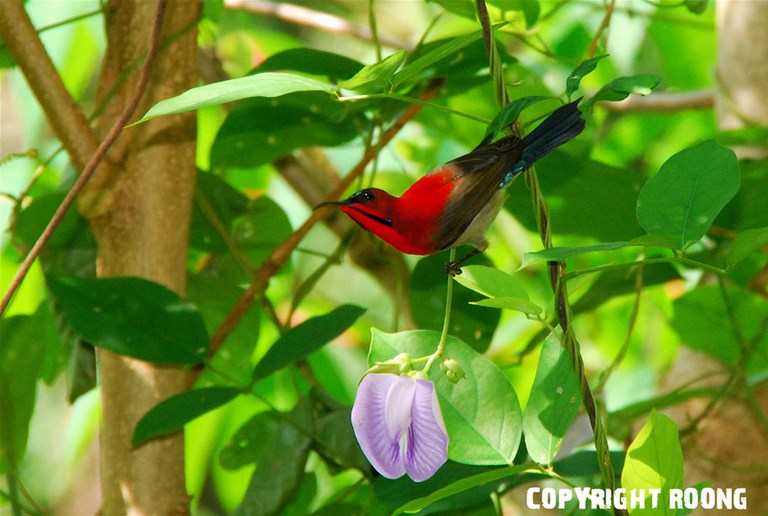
xmin=565 ymin=54 xmax=608 ymax=98
xmin=583 ymin=74 xmax=660 ymax=109
xmin=453 ymin=264 xmax=527 ymax=299
xmin=428 ymin=0 xmax=476 ymax=19
xmin=521 ymin=241 xmax=632 ymax=268
xmin=339 ymin=50 xmax=406 ymax=93
xmin=0 ymin=312 xmax=48 ymax=472
xmin=133 ymin=387 xmax=241 ymax=446
xmin=370 ymin=330 xmax=523 ymax=465
xmin=139 ymin=72 xmax=336 ymax=122
xmin=621 ymin=411 xmax=683 ymax=516
xmin=637 ymin=140 xmax=740 ymax=249
xmin=523 ymin=336 xmax=581 ymax=465
xmin=471 ymin=297 xmax=542 ymax=316
xmin=47 ymin=275 xmax=209 ymax=364
xmin=252 ymin=304 xmax=365 ymax=381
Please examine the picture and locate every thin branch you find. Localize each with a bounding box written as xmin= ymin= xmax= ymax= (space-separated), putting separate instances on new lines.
xmin=0 ymin=0 xmax=169 ymax=316
xmin=587 ymin=0 xmax=617 ymax=58
xmin=223 ymin=0 xmax=409 ymax=49
xmin=207 ymin=80 xmax=443 ymax=356
xmin=0 ymin=0 xmax=100 ymax=171
xmin=601 ymin=89 xmax=714 ymax=112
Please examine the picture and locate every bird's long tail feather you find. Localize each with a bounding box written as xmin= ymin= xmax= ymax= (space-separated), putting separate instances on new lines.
xmin=498 ymin=100 xmax=585 ymax=188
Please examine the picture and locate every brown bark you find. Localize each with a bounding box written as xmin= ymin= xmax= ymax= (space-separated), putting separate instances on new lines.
xmin=88 ymin=1 xmax=200 ymax=514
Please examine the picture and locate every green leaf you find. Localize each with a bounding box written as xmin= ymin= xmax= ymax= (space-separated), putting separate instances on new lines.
xmin=393 ymin=31 xmax=482 ymax=88
xmin=484 ymin=96 xmax=551 ymax=140
xmin=685 ymin=0 xmax=708 ymax=14
xmin=584 ymin=74 xmax=661 ymax=109
xmin=471 ymin=297 xmax=542 ymax=317
xmin=637 ymin=140 xmax=740 ymax=249
xmin=671 ymin=285 xmax=768 ymax=370
xmin=252 ymin=48 xmax=363 ymax=80
xmin=46 ymin=275 xmax=209 ymax=365
xmin=521 ymin=241 xmax=632 ymax=268
xmin=139 ymin=72 xmax=336 ymax=122
xmin=370 ymin=330 xmax=523 ymax=465
xmin=727 ymin=226 xmax=768 ymax=268
xmin=622 ymin=412 xmax=683 ymax=516
xmin=234 ymin=401 xmax=313 ymax=516
xmin=338 ymin=50 xmax=406 ymax=93
xmin=505 ymin=151 xmax=645 ymax=242
xmin=133 ymin=387 xmax=240 ymax=446
xmin=411 ymin=250 xmax=501 ymax=352
xmin=0 ymin=313 xmax=49 ymax=472
xmin=523 ymin=336 xmax=582 ymax=465
xmin=520 ymin=0 xmax=540 ymax=28
xmin=453 ymin=264 xmax=527 ymax=299
xmin=392 ymin=464 xmax=533 ymax=515
xmin=210 ymin=92 xmax=363 ymax=169
xmin=565 ymin=54 xmax=608 ymax=98
xmin=716 ymin=159 xmax=768 ymax=231
xmin=313 ymin=408 xmax=370 ymax=472
xmin=428 ymin=0 xmax=476 ymax=19
xmin=252 ymin=304 xmax=365 ymax=381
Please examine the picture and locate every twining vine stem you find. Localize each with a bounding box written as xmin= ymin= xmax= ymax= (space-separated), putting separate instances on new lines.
xmin=474 ymin=0 xmax=618 ymax=504
xmin=0 ymin=0 xmax=169 ymax=316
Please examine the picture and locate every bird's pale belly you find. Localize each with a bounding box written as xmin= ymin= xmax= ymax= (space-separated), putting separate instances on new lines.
xmin=451 ymin=189 xmax=506 ymax=250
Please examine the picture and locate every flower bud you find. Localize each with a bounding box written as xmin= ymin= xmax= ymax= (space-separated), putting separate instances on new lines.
xmin=441 ymin=358 xmax=465 ymax=383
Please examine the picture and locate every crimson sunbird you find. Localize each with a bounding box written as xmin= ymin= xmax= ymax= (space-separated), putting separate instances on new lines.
xmin=318 ymin=100 xmax=585 ymax=274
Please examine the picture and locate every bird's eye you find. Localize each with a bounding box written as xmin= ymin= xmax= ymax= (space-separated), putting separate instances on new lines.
xmin=363 ymin=191 xmax=374 ymax=201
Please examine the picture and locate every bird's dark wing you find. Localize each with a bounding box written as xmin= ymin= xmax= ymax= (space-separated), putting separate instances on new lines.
xmin=434 ymin=136 xmax=523 ymax=250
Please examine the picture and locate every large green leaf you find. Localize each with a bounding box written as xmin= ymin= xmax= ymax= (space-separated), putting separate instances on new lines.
xmin=637 ymin=140 xmax=740 ymax=249
xmin=411 ymin=250 xmax=501 ymax=352
xmin=369 ymin=330 xmax=522 ymax=465
xmin=133 ymin=387 xmax=241 ymax=446
xmin=715 ymin=159 xmax=768 ymax=231
xmin=251 ymin=48 xmax=363 ymax=80
xmin=523 ymin=336 xmax=582 ymax=465
xmin=46 ymin=275 xmax=209 ymax=364
xmin=210 ymin=93 xmax=363 ymax=169
xmin=505 ymin=151 xmax=645 ymax=241
xmin=727 ymin=226 xmax=768 ymax=268
xmin=234 ymin=401 xmax=313 ymax=516
xmin=392 ymin=31 xmax=482 ymax=88
xmin=0 ymin=313 xmax=49 ymax=472
xmin=622 ymin=412 xmax=683 ymax=515
xmin=252 ymin=304 xmax=365 ymax=381
xmin=671 ymin=284 xmax=768 ymax=371
xmin=139 ymin=72 xmax=336 ymax=122
xmin=565 ymin=54 xmax=608 ymax=98
xmin=313 ymin=407 xmax=370 ymax=472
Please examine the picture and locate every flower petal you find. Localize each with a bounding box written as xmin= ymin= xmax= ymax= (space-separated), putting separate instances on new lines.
xmin=351 ymin=374 xmax=407 ymax=479
xmin=405 ymin=379 xmax=449 ymax=482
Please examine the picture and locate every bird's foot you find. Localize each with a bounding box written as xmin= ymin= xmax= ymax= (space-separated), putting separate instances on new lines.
xmin=445 ymin=260 xmax=463 ymax=277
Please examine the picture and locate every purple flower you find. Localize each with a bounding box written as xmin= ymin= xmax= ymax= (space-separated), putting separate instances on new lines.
xmin=351 ymin=373 xmax=448 ymax=482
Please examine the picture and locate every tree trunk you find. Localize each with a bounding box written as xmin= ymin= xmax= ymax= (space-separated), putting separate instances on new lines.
xmin=87 ymin=1 xmax=200 ymax=514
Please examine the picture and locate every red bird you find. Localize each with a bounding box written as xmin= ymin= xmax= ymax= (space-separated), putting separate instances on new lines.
xmin=318 ymin=101 xmax=585 ymax=274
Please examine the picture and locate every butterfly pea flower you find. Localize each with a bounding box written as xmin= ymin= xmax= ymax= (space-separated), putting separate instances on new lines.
xmin=351 ymin=373 xmax=448 ymax=482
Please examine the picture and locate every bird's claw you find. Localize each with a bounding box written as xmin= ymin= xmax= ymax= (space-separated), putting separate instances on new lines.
xmin=446 ymin=260 xmax=463 ymax=277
